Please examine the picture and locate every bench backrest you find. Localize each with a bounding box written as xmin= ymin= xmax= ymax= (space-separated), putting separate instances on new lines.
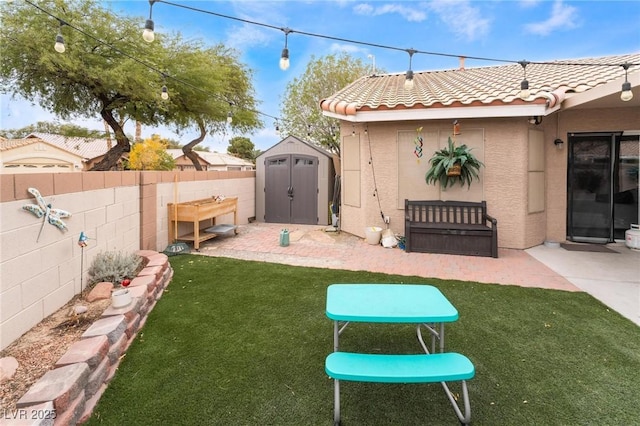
xmin=405 ymin=200 xmax=487 ymax=225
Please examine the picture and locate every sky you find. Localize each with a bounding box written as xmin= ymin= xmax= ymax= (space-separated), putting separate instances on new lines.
xmin=1 ymin=0 xmax=639 ymax=152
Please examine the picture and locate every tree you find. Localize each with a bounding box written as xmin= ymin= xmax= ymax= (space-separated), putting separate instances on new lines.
xmin=127 ymin=135 xmax=175 ymax=170
xmin=227 ymin=136 xmax=256 ymax=161
xmin=0 ymin=0 xmax=259 ymax=171
xmin=166 ymin=42 xmax=260 ymax=170
xmin=0 ymin=121 xmax=107 ymax=139
xmin=279 ymin=53 xmax=375 ymax=155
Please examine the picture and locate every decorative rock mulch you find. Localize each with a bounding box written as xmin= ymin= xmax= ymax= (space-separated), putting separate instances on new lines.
xmin=1 ymin=250 xmax=173 ymax=426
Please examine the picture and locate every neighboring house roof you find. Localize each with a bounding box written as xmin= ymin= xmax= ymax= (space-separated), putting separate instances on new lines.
xmin=166 ymin=149 xmax=254 ymax=168
xmin=197 ymin=151 xmax=254 ymax=168
xmin=320 ymin=53 xmax=640 ymax=122
xmin=27 ymin=133 xmax=111 ymax=161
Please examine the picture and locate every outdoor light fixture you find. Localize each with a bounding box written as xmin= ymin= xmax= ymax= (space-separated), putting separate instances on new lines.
xmin=621 ymin=63 xmax=634 ymax=102
xmin=519 ymin=60 xmax=530 ymax=100
xmin=161 ymin=85 xmax=169 ymax=100
xmin=143 ymin=0 xmax=157 ymax=43
xmin=528 ymin=116 xmax=542 ymax=125
xmin=227 ymin=111 xmax=233 ymax=124
xmin=554 ymin=138 xmax=564 ymax=149
xmin=404 ymin=49 xmax=417 ymax=90
xmin=54 ymin=20 xmax=66 ymax=53
xmin=279 ymin=28 xmax=292 ymax=71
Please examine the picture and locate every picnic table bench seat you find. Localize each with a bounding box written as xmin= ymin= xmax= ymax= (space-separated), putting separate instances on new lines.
xmin=326 ymin=351 xmax=475 ymax=425
xmin=405 ymin=199 xmax=498 ymax=258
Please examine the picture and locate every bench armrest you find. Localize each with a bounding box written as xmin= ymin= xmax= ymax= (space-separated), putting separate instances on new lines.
xmin=485 ymin=214 xmax=497 ymax=226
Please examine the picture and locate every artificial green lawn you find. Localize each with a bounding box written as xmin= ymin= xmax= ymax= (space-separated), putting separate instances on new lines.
xmin=88 ymin=255 xmax=640 ymax=425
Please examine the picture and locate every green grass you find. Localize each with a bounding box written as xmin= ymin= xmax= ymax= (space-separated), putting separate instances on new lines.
xmin=88 ymin=255 xmax=640 ymax=425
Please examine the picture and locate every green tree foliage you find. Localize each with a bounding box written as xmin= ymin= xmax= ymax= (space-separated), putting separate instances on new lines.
xmin=128 ymin=135 xmax=175 ymax=171
xmin=279 ymin=52 xmax=375 ymax=154
xmin=227 ymin=136 xmax=256 ymax=161
xmin=0 ymin=121 xmax=107 ymax=139
xmin=0 ymin=0 xmax=259 ymax=171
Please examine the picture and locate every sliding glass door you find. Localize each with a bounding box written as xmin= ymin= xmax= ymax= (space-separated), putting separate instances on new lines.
xmin=567 ymin=133 xmax=639 ymax=242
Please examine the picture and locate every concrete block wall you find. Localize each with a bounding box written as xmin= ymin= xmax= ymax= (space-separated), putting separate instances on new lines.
xmin=6 ymin=250 xmax=172 ymax=426
xmin=0 ymin=170 xmax=256 ymax=351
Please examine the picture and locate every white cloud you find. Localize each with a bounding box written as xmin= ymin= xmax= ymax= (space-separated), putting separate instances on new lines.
xmin=524 ymin=0 xmax=579 ymax=36
xmin=354 ymin=3 xmax=427 ymax=22
xmin=225 ymin=23 xmax=271 ymax=50
xmin=427 ymin=0 xmax=491 ymax=41
xmin=330 ymin=43 xmax=368 ymax=54
xmin=519 ymin=0 xmax=540 ymax=8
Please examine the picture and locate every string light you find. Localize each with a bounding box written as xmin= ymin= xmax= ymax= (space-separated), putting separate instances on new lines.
xmin=54 ymin=20 xmax=66 ymax=53
xmin=404 ymin=49 xmax=416 ymax=90
xmin=519 ymin=60 xmax=530 ymax=100
xmin=280 ymin=28 xmax=292 ymax=71
xmin=161 ymin=85 xmax=169 ymax=100
xmin=20 ymin=0 xmax=640 ymax=138
xmin=143 ymin=0 xmax=157 ymax=43
xmin=621 ymin=63 xmax=634 ymax=101
xmin=226 ymin=104 xmax=233 ymax=124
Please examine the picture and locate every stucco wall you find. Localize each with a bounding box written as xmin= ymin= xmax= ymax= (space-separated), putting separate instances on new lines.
xmin=339 ymin=107 xmax=639 ymax=250
xmin=340 ymin=119 xmax=532 ymax=249
xmin=0 ymin=170 xmax=255 ymax=351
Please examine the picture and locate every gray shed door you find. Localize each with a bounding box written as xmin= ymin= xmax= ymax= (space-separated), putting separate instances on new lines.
xmin=265 ymin=154 xmax=318 ymax=224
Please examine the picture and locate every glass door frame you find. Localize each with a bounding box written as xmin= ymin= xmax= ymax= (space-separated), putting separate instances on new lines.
xmin=566 ymin=131 xmax=639 ymax=243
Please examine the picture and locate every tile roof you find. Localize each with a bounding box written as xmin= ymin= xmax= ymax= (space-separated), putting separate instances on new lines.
xmin=27 ymin=133 xmax=111 ymax=160
xmin=0 ymin=137 xmax=39 ymax=151
xmin=320 ymin=53 xmax=640 ymax=116
xmin=167 ymin=149 xmax=254 ymax=167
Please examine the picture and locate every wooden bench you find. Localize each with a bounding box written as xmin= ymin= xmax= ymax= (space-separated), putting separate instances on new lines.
xmin=405 ymin=199 xmax=498 ymax=258
xmin=325 ymin=352 xmax=475 ymax=425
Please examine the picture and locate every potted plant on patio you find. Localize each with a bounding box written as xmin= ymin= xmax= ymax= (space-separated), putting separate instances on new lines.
xmin=425 ymin=136 xmax=484 ymax=189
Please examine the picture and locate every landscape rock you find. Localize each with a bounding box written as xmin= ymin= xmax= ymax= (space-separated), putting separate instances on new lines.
xmin=0 ymin=356 xmax=19 ymax=382
xmin=85 ymin=282 xmax=114 ymax=302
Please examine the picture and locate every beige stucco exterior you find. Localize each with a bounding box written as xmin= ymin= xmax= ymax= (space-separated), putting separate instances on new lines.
xmin=338 ymin=106 xmax=640 ymax=249
xmin=0 ymin=140 xmax=84 ymax=173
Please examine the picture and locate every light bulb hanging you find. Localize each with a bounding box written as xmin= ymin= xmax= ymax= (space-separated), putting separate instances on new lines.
xmin=621 ymin=63 xmax=634 ymax=102
xmin=143 ymin=0 xmax=157 ymax=43
xmin=54 ymin=20 xmax=66 ymax=53
xmin=161 ymin=85 xmax=169 ymax=100
xmin=279 ymin=28 xmax=292 ymax=71
xmin=519 ymin=60 xmax=530 ymax=100
xmin=227 ymin=102 xmax=233 ymax=124
xmin=404 ymin=49 xmax=416 ymax=90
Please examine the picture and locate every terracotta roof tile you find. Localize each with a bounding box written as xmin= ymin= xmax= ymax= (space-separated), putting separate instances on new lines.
xmin=320 ymin=53 xmax=639 ymax=116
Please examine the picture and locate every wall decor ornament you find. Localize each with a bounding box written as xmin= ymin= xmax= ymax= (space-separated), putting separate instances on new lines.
xmin=21 ymin=187 xmax=72 ymax=242
xmin=413 ymin=127 xmax=424 ymax=163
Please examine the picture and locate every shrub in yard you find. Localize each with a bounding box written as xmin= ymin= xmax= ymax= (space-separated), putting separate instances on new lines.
xmin=87 ymin=250 xmax=143 ymax=286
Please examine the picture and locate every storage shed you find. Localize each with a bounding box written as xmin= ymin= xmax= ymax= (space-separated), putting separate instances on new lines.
xmin=256 ymin=135 xmax=335 ymax=225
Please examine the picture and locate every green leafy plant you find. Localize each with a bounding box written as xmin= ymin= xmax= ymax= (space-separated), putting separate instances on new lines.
xmin=425 ymin=136 xmax=484 ymax=189
xmin=87 ymin=250 xmax=143 ymax=286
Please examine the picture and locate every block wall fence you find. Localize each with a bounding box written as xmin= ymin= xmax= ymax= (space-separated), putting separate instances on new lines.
xmin=0 ymin=170 xmax=256 ymax=351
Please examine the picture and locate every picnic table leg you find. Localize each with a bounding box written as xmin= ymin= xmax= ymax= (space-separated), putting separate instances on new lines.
xmin=441 ymin=379 xmax=471 ymax=425
xmin=334 ymin=378 xmax=341 ymax=426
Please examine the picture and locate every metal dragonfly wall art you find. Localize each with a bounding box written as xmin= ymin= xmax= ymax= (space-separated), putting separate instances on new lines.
xmin=22 ymin=187 xmax=72 ymax=242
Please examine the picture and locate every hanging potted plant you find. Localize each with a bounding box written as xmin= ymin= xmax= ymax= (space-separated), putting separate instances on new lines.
xmin=425 ymin=136 xmax=484 ymax=189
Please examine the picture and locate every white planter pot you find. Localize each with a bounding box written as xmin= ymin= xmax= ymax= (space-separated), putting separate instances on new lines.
xmin=111 ymin=289 xmax=132 ymax=308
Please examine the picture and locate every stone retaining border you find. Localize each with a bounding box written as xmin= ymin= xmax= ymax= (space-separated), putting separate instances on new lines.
xmin=3 ymin=250 xmax=172 ymax=426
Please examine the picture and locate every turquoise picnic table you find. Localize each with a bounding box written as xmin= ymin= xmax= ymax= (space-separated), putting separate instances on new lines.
xmin=325 ymin=283 xmax=474 ymax=425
